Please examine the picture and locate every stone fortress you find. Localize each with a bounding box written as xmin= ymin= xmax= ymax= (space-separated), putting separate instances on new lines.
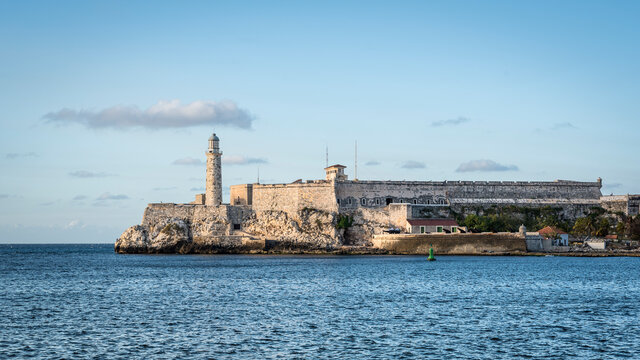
xmin=115 ymin=132 xmax=639 ymax=254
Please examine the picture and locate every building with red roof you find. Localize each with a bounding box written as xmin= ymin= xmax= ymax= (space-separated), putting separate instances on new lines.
xmin=537 ymin=226 xmax=569 ymax=246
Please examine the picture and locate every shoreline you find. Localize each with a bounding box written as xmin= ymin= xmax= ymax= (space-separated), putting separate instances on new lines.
xmin=114 ymin=245 xmax=640 ymax=257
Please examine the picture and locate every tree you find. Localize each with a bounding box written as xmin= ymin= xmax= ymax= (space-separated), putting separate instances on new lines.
xmin=594 ymin=218 xmax=610 ymax=237
xmin=573 ymin=217 xmax=595 ymax=236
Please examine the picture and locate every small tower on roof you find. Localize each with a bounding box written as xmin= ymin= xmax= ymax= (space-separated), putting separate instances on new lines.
xmin=325 ymin=164 xmax=347 ymax=181
xmin=205 ymin=133 xmax=223 ymax=206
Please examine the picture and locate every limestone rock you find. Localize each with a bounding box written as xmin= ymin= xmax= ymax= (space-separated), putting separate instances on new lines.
xmin=147 ymin=219 xmax=191 ymax=253
xmin=244 ymin=208 xmax=341 ymax=249
xmin=115 ymin=225 xmax=149 ymax=253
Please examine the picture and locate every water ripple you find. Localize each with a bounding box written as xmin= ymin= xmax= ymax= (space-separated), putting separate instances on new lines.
xmin=1 ymin=245 xmax=639 ymax=359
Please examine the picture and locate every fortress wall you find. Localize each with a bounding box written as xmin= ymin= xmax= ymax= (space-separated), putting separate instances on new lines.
xmin=372 ymin=233 xmax=526 ymax=254
xmin=600 ymin=195 xmax=640 ymax=216
xmin=334 ymin=180 xmax=601 ymax=211
xmin=251 ymin=182 xmax=338 ymax=214
xmin=449 ymin=201 xmax=598 ymax=220
xmin=230 ymin=184 xmax=253 ymax=205
xmin=599 ymin=196 xmax=628 ymax=214
xmin=444 ymin=180 xmax=602 ymax=200
xmin=143 ymin=203 xmax=252 ymax=237
xmin=143 ymin=203 xmax=197 ymax=225
xmin=336 ymin=181 xmax=448 ymax=208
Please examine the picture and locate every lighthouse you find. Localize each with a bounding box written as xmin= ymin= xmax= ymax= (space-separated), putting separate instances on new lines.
xmin=205 ymin=133 xmax=222 ymax=206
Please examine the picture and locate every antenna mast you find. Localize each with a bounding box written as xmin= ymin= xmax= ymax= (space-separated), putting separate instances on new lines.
xmin=257 ymin=167 xmax=260 ymax=184
xmin=325 ymin=145 xmax=328 ymax=168
xmin=355 ymin=140 xmax=358 ymax=181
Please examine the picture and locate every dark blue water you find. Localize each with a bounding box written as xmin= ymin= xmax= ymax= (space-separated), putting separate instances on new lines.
xmin=1 ymin=245 xmax=639 ymax=359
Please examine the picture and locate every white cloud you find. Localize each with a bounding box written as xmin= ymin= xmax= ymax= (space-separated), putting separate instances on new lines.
xmin=401 ymin=161 xmax=426 ymax=169
xmin=431 ymin=117 xmax=470 ymax=127
xmin=552 ymin=122 xmax=578 ymax=130
xmin=5 ymin=152 xmax=37 ymax=159
xmin=96 ymin=193 xmax=129 ymax=200
xmin=456 ymin=159 xmax=518 ymax=172
xmin=223 ymin=155 xmax=267 ymax=165
xmin=602 ymin=182 xmax=622 ymax=189
xmin=172 ymin=157 xmax=204 ymax=166
xmin=69 ymin=170 xmax=113 ymax=178
xmin=72 ymin=195 xmax=87 ymax=201
xmin=64 ymin=220 xmax=84 ymax=229
xmin=365 ymin=161 xmax=380 ymax=166
xmin=44 ymin=99 xmax=254 ymax=130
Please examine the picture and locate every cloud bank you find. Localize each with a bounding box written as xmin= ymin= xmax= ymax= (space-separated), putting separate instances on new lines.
xmin=69 ymin=170 xmax=112 ymax=178
xmin=456 ymin=159 xmax=518 ymax=172
xmin=6 ymin=152 xmax=37 ymax=159
xmin=602 ymin=182 xmax=622 ymax=190
xmin=172 ymin=157 xmax=204 ymax=166
xmin=431 ymin=117 xmax=470 ymax=127
xmin=552 ymin=122 xmax=578 ymax=130
xmin=44 ymin=99 xmax=254 ymax=130
xmin=223 ymin=156 xmax=267 ymax=165
xmin=401 ymin=161 xmax=426 ymax=169
xmin=96 ymin=193 xmax=129 ymax=200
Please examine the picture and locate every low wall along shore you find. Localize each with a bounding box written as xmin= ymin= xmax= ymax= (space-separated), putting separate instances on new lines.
xmin=372 ymin=233 xmax=527 ymax=255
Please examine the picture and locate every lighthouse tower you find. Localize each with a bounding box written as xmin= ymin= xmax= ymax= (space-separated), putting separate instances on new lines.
xmin=206 ymin=133 xmax=222 ymax=206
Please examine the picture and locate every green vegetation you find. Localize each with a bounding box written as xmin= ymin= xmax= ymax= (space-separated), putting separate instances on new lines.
xmin=613 ymin=213 xmax=640 ymax=240
xmin=336 ymin=214 xmax=353 ymax=229
xmin=456 ymin=205 xmax=570 ymax=233
xmin=456 ymin=205 xmax=640 ymax=239
xmin=572 ymin=208 xmax=610 ymax=237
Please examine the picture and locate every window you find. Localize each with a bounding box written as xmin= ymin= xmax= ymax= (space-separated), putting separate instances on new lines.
xmin=386 ymin=198 xmax=393 ymax=205
xmin=413 ymin=199 xmax=418 ymax=204
xmin=233 ymin=224 xmax=241 ymax=230
xmin=375 ymin=198 xmax=380 ymax=205
xmin=452 ymin=226 xmax=458 ymax=233
xmin=420 ymin=226 xmax=425 ymax=234
xmin=436 ymin=226 xmax=443 ymax=233
xmin=399 ymin=199 xmax=403 ymax=203
xmin=337 ymin=199 xmax=341 ymax=205
xmin=361 ymin=198 xmax=366 ymax=206
xmin=347 ymin=198 xmax=352 ymax=205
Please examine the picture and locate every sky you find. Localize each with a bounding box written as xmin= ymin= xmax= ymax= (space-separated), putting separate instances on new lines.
xmin=1 ymin=0 xmax=639 ymax=243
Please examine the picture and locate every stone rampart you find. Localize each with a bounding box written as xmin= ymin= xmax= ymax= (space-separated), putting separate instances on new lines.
xmin=336 ymin=181 xmax=448 ymax=208
xmin=334 ymin=179 xmax=602 ymax=211
xmin=600 ymin=195 xmax=640 ymax=216
xmin=372 ymin=233 xmax=527 ymax=255
xmin=252 ymin=182 xmax=338 ymax=214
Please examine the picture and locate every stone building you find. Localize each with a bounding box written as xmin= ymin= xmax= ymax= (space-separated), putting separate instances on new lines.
xmin=117 ymin=132 xmax=638 ymax=253
xmin=406 ymin=219 xmax=461 ymax=234
xmin=230 ymin=164 xmax=605 ymax=220
xmin=188 ymin=132 xmax=640 ymax=224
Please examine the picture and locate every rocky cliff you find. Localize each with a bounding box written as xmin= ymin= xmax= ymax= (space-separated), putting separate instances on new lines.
xmin=115 ymin=204 xmax=348 ymax=254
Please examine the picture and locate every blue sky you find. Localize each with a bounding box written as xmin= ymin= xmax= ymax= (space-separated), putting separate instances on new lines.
xmin=1 ymin=0 xmax=639 ymax=243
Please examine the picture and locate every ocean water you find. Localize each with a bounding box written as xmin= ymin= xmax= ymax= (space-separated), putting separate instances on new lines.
xmin=1 ymin=245 xmax=639 ymax=359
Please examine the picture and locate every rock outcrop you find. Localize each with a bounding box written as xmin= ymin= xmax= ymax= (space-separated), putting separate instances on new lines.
xmin=115 ymin=204 xmax=347 ymax=254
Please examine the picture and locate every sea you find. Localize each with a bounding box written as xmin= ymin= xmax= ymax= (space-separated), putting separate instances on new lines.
xmin=1 ymin=244 xmax=639 ymax=359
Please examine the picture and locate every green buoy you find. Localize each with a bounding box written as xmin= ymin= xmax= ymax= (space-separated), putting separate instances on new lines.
xmin=427 ymin=244 xmax=436 ymax=261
